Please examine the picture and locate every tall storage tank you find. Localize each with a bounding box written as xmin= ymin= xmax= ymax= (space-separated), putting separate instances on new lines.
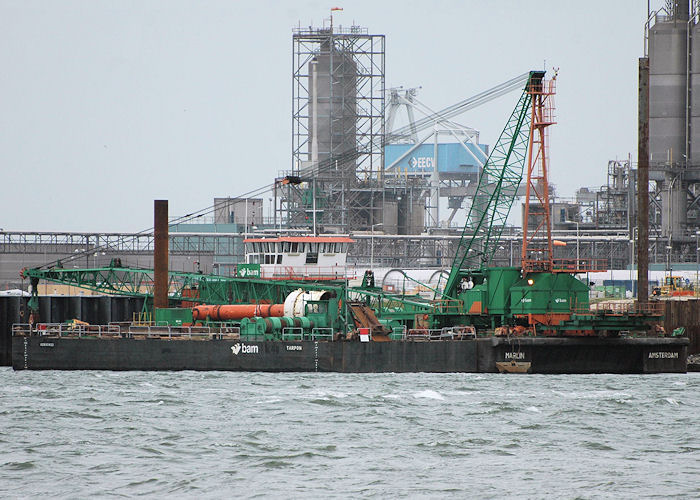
xmin=308 ymin=38 xmax=357 ymax=173
xmin=396 ymin=197 xmax=424 ymax=235
xmin=648 ymin=2 xmax=691 ymax=240
xmin=648 ymin=8 xmax=688 ymax=167
xmin=382 ymin=201 xmax=399 ymax=234
xmin=691 ymin=19 xmax=700 ymax=164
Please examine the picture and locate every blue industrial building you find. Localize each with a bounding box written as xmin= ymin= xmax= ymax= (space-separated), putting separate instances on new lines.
xmin=384 ymin=143 xmax=488 ymax=175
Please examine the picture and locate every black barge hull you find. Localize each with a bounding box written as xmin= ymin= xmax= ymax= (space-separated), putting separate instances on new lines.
xmin=12 ymin=336 xmax=689 ymax=373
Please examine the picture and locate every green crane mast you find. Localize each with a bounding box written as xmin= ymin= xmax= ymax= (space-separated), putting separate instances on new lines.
xmin=440 ymin=71 xmax=543 ymax=299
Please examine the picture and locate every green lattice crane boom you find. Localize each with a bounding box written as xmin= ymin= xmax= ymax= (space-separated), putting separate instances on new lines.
xmin=22 ymin=265 xmax=214 ymax=301
xmin=20 ymin=264 xmax=347 ymax=313
xmin=441 ymin=71 xmax=543 ymax=299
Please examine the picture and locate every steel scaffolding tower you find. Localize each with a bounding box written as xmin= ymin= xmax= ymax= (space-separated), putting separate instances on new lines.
xmin=284 ymin=24 xmax=385 ymax=233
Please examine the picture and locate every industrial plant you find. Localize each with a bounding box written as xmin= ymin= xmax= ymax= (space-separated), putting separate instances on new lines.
xmin=2 ymin=1 xmax=700 ymax=286
xmin=3 ymin=2 xmax=699 ymax=373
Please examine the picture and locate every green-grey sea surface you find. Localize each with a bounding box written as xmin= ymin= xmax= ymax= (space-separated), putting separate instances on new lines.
xmin=0 ymin=368 xmax=698 ymax=499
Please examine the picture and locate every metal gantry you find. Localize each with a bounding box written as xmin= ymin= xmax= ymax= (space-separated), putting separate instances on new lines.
xmin=521 ymin=72 xmax=556 ymax=273
xmin=0 ymin=231 xmax=237 ymax=257
xmin=286 ymin=24 xmax=385 ymax=233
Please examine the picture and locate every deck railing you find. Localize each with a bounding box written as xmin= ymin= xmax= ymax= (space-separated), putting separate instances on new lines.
xmin=552 ymin=258 xmax=608 ymax=273
xmin=13 ymin=322 xmax=121 ymax=338
xmin=406 ymin=326 xmax=476 ymax=341
xmin=12 ymin=322 xmax=241 ymax=339
xmin=576 ymin=301 xmax=664 ymax=316
xmin=260 ymin=265 xmax=357 ymax=281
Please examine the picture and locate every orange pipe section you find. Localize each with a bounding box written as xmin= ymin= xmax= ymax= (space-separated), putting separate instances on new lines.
xmin=192 ymin=304 xmax=284 ymax=321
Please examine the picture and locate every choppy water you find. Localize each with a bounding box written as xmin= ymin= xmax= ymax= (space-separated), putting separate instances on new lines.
xmin=0 ymin=368 xmax=698 ymax=499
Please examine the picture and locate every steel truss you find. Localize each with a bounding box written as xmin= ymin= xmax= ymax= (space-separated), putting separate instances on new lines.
xmin=348 ymin=233 xmax=631 ymax=270
xmin=521 ymin=74 xmax=555 ymax=273
xmin=0 ymin=232 xmax=236 ymax=256
xmin=647 ymin=172 xmax=700 ymax=263
xmin=287 ymin=25 xmax=385 ymax=232
xmin=595 ymin=159 xmax=634 ymax=229
xmin=21 ymin=266 xmax=348 ymax=308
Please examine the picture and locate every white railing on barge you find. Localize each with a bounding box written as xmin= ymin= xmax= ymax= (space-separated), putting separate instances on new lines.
xmin=12 ymin=322 xmax=121 ymax=338
xmin=257 ymin=265 xmax=357 ymax=281
xmin=406 ymin=326 xmax=476 ymax=341
xmin=12 ymin=322 xmax=240 ymax=340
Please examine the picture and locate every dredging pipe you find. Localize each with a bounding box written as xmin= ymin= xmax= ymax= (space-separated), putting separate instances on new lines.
xmin=192 ymin=303 xmax=284 ymax=321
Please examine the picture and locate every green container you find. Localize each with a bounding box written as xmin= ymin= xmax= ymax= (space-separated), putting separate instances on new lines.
xmin=486 ymin=267 xmax=521 ymax=315
xmin=154 ymin=308 xmax=193 ymax=326
xmin=510 ymin=272 xmax=589 ymax=315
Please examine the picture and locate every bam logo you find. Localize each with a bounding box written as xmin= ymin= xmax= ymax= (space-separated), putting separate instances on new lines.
xmin=231 ymin=343 xmax=259 ymax=355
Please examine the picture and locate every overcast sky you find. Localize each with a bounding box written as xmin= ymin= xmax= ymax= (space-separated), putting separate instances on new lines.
xmin=1 ymin=0 xmax=650 ymax=232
